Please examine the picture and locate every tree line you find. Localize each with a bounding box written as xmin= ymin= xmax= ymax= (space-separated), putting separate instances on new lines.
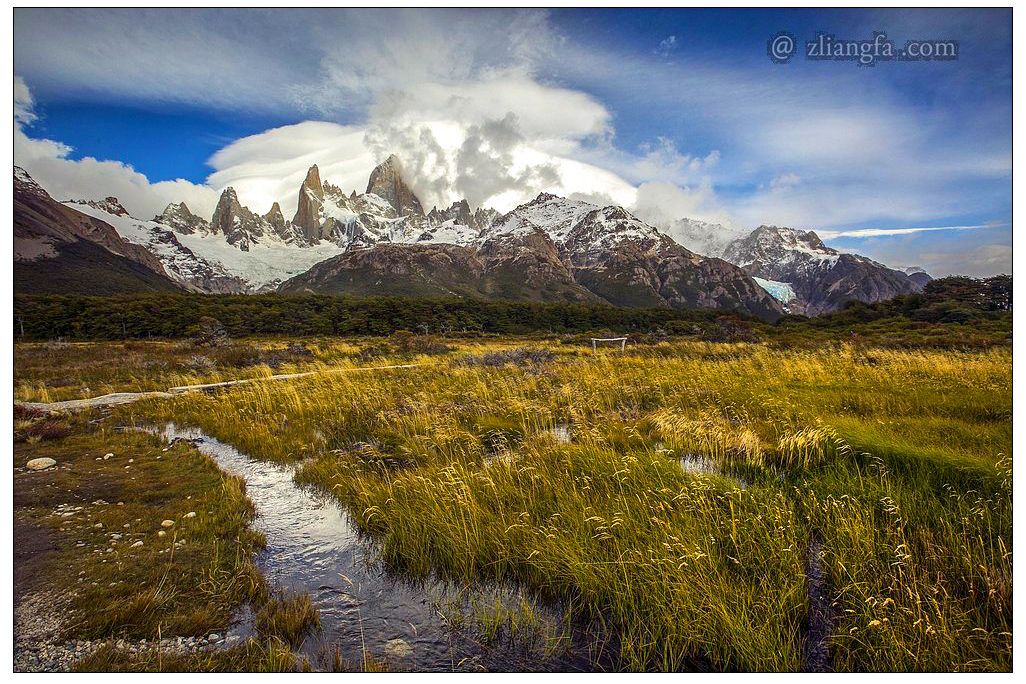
xmin=13 ymin=275 xmax=1010 ymax=342
xmin=13 ymin=293 xmax=735 ymax=340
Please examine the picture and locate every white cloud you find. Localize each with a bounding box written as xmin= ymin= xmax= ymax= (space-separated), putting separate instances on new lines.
xmin=629 ymin=138 xmax=720 ymax=185
xmin=14 ymin=73 xmax=634 ymax=223
xmin=655 ymin=35 xmax=678 ymax=58
xmin=769 ymin=173 xmax=800 ymax=190
xmin=631 ymin=180 xmax=732 ymax=228
xmin=211 ymin=118 xmax=636 ymax=216
xmin=206 ymin=121 xmax=375 ymax=216
xmin=12 ymin=8 xmax=1010 ymax=277
xmin=14 ymin=87 xmax=218 ymax=218
xmin=818 ymin=223 xmax=1000 ymax=239
xmin=15 ymin=9 xmax=632 ymax=219
xmin=14 ymin=76 xmax=35 ymax=125
xmin=15 ymin=9 xmax=314 ymax=114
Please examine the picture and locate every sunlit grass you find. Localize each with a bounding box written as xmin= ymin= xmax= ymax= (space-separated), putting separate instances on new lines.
xmin=61 ymin=338 xmax=1013 ymax=671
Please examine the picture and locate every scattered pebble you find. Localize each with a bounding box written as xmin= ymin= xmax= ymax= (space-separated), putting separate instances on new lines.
xmin=14 ymin=588 xmax=241 ymax=673
xmin=184 ymin=512 xmax=197 ymax=519
xmin=130 ymin=541 xmax=143 ymax=548
xmin=161 ymin=520 xmax=175 ymax=528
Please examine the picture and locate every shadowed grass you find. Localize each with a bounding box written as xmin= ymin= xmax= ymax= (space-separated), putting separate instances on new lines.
xmin=73 ymin=639 xmax=298 ymax=672
xmin=255 ymin=592 xmax=320 ymax=648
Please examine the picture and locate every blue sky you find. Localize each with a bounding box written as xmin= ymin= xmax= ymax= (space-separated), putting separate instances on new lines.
xmin=14 ymin=8 xmax=1011 ymax=276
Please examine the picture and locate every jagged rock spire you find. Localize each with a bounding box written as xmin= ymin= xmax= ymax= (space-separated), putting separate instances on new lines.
xmin=264 ymin=202 xmax=286 ymax=231
xmin=210 ymin=187 xmax=265 ymax=251
xmin=292 ymin=164 xmax=325 ymax=242
xmin=366 ymin=155 xmax=424 ymax=218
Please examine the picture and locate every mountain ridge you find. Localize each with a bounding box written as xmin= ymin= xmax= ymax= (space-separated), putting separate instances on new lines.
xmin=13 ymin=159 xmax=929 ymax=317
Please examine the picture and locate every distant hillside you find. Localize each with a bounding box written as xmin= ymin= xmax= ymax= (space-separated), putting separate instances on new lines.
xmin=14 ymin=167 xmax=183 ymax=295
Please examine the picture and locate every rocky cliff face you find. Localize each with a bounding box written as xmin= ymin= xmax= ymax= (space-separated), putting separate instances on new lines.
xmin=264 ymin=202 xmax=287 ymax=233
xmin=210 ymin=187 xmax=269 ymax=250
xmin=279 ymin=243 xmax=490 ymax=298
xmin=366 ymin=154 xmax=425 ymax=217
xmin=74 ymin=196 xmax=131 ymax=217
xmin=723 ymin=225 xmax=927 ymax=315
xmin=292 ymin=165 xmax=325 ymax=242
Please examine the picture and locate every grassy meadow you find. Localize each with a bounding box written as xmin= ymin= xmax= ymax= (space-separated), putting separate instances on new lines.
xmin=15 ymin=334 xmax=1012 ymax=671
xmin=13 ymin=408 xmax=318 ymax=672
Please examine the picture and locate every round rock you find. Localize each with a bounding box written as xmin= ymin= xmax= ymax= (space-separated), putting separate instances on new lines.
xmin=384 ymin=638 xmax=413 ymax=658
xmin=26 ymin=458 xmax=57 ymax=471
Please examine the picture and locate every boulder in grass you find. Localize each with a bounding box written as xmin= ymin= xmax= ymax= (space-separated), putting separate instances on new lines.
xmin=26 ymin=457 xmax=57 ymax=471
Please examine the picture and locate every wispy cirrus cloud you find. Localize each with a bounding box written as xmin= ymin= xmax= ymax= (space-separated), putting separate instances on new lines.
xmin=818 ymin=223 xmax=1005 ymax=239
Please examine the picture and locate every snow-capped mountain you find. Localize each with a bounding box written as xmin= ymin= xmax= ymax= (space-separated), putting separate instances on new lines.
xmin=14 ymin=156 xmax=926 ymax=318
xmin=722 ymin=225 xmax=929 ymax=315
xmin=14 ymin=167 xmax=181 ymax=295
xmin=724 ymin=225 xmax=841 ymax=275
xmin=156 ymin=202 xmax=209 ymax=234
xmin=56 ymin=159 xmax=492 ymax=293
xmin=209 ymin=186 xmax=306 ymax=249
xmin=283 ymin=191 xmax=785 ymax=319
xmin=67 ymin=199 xmax=249 ymax=294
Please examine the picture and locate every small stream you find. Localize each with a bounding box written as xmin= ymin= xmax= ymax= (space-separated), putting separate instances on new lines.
xmin=151 ymin=423 xmax=607 ymax=672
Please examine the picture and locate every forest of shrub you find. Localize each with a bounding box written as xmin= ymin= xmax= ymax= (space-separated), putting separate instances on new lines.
xmin=13 ymin=276 xmax=1011 ymax=348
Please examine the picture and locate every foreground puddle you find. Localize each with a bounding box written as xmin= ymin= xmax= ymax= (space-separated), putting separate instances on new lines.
xmin=549 ymin=423 xmax=572 ymax=443
xmin=150 ymin=423 xmax=609 ymax=672
xmin=678 ymin=454 xmax=721 ymax=477
xmin=670 ymin=448 xmax=748 ymax=489
xmin=802 ymin=537 xmax=835 ymax=672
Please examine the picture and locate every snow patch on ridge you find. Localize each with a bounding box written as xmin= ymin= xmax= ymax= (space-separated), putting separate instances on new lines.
xmin=175 ymin=230 xmax=344 ymax=287
xmin=69 ymin=201 xmax=343 ymax=289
